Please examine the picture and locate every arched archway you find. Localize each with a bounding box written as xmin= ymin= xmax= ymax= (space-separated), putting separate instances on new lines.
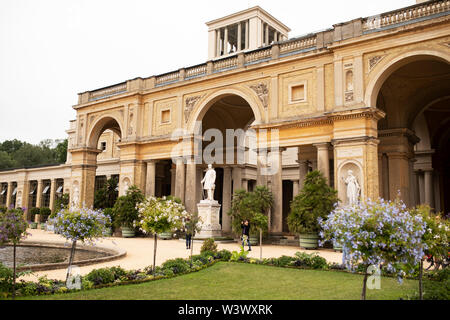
xmin=372 ymin=52 xmax=450 ymax=212
xmin=184 ymin=92 xmax=260 ymax=235
xmin=86 ymin=116 xmax=123 ymax=149
xmin=187 ymin=87 xmax=264 ymax=134
xmin=72 ymin=115 xmax=123 ymax=208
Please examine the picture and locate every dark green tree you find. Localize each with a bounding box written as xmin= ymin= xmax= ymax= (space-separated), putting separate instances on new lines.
xmin=94 ymin=178 xmax=119 ymax=209
xmin=287 ymin=170 xmax=338 ymax=235
xmin=54 ymin=139 xmax=68 ymax=163
xmin=112 ymin=186 xmax=145 ymax=229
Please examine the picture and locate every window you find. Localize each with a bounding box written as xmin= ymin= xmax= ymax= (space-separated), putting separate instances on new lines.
xmin=101 ymin=141 xmax=107 ymax=151
xmin=289 ymin=82 xmax=307 ymax=104
xmin=161 ymin=109 xmax=171 ymax=124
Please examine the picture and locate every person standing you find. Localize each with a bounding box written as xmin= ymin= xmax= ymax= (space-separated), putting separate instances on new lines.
xmin=185 ymin=217 xmax=193 ymax=250
xmin=241 ymin=220 xmax=251 ymax=251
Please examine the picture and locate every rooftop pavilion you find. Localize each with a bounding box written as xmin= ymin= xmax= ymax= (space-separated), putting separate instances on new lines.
xmin=206 ymin=6 xmax=291 ymax=60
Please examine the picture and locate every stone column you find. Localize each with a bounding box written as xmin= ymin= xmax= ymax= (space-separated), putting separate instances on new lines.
xmin=387 ymin=152 xmax=411 ymax=206
xmin=175 ymin=158 xmax=185 ymax=203
xmin=381 ymin=154 xmax=389 ymax=200
xmin=71 ymin=148 xmax=100 ymax=208
xmin=270 ymin=149 xmax=283 ymax=234
xmin=237 ymin=22 xmax=242 ymax=51
xmin=314 ymin=143 xmax=330 ymax=184
xmin=185 ymin=157 xmax=197 ymax=214
xmin=232 ymin=166 xmax=243 ymax=193
xmin=170 ymin=168 xmax=176 ymax=196
xmin=5 ymin=182 xmax=12 ymax=208
xmin=196 ymin=167 xmax=203 ymax=204
xmin=241 ymin=179 xmax=248 ymax=192
xmin=36 ymin=180 xmax=43 ymax=208
xmin=417 ymin=172 xmax=425 ymax=204
xmin=49 ymin=179 xmax=57 ymax=213
xmin=297 ymin=159 xmax=309 ymax=190
xmin=424 ymin=170 xmax=433 ymax=207
xmin=145 ymin=160 xmax=157 ymax=197
xmin=409 ymin=159 xmax=417 ymax=207
xmin=222 ymin=166 xmax=232 ymax=234
xmin=224 ymin=27 xmax=228 ymax=54
xmin=293 ymin=180 xmax=300 ymax=197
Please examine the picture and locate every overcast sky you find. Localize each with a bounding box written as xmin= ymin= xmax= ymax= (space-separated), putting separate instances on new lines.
xmin=0 ymin=0 xmax=414 ymax=145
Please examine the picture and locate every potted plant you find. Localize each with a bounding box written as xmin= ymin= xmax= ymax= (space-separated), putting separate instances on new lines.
xmin=39 ymin=207 xmax=51 ymax=230
xmin=102 ymin=208 xmax=114 ymax=237
xmin=112 ymin=186 xmax=145 ymax=238
xmin=29 ymin=207 xmax=40 ymax=229
xmin=158 ymin=231 xmax=173 ymax=240
xmin=288 ymin=171 xmax=338 ymax=249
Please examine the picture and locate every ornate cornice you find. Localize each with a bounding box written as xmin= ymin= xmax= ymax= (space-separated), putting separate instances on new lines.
xmin=253 ymin=108 xmax=385 ymax=130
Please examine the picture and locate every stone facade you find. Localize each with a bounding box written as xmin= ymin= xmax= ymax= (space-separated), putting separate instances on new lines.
xmin=1 ymin=1 xmax=449 ymax=233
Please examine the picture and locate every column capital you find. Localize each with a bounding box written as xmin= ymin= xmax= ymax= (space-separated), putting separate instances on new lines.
xmin=313 ymin=142 xmax=331 ymax=150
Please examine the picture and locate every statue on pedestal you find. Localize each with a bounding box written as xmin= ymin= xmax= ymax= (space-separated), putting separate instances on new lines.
xmin=197 ymin=164 xmax=222 ymax=239
xmin=343 ymin=170 xmax=360 ymax=206
xmin=201 ymin=164 xmax=216 ymax=202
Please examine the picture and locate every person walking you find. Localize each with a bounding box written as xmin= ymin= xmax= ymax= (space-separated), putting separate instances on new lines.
xmin=241 ymin=220 xmax=252 ymax=251
xmin=185 ymin=217 xmax=193 ymax=250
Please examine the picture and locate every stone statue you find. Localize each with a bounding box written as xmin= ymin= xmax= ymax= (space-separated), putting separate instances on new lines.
xmin=343 ymin=170 xmax=360 ymax=206
xmin=72 ymin=185 xmax=79 ymax=207
xmin=123 ymin=179 xmax=129 ymax=194
xmin=201 ymin=164 xmax=216 ymax=201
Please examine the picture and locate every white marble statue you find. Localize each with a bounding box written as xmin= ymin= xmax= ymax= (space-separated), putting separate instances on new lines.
xmin=343 ymin=170 xmax=360 ymax=206
xmin=123 ymin=179 xmax=129 ymax=194
xmin=72 ymin=185 xmax=79 ymax=207
xmin=201 ymin=164 xmax=216 ymax=201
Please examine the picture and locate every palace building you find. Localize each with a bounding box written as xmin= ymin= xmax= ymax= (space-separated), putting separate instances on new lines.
xmin=1 ymin=0 xmax=449 ymax=235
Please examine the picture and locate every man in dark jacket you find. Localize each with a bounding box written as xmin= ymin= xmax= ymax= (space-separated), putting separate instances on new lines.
xmin=241 ymin=220 xmax=251 ymax=251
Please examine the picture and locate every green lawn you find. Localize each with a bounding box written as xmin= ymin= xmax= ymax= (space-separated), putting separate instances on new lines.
xmin=23 ymin=262 xmax=418 ymax=300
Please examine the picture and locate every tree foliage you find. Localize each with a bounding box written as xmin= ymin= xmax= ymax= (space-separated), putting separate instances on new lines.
xmin=94 ymin=178 xmax=119 ymax=209
xmin=288 ymin=171 xmax=338 ymax=234
xmin=0 ymin=139 xmax=68 ymax=170
xmin=228 ymin=186 xmax=273 ymax=236
xmin=112 ymin=186 xmax=145 ymax=228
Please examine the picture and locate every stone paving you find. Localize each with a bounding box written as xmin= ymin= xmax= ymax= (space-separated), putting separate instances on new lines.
xmin=19 ymin=229 xmax=343 ymax=282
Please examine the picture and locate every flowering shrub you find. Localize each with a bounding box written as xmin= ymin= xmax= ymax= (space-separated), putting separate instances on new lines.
xmin=49 ymin=207 xmax=111 ymax=243
xmin=0 ymin=208 xmax=30 ymax=299
xmin=411 ymin=205 xmax=449 ymax=263
xmin=136 ymin=196 xmax=188 ymax=235
xmin=0 ymin=208 xmax=29 ymax=245
xmin=319 ymin=198 xmax=427 ymax=299
xmin=136 ymin=196 xmax=188 ymax=273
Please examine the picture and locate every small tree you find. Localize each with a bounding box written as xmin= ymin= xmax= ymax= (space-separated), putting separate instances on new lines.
xmin=112 ymin=186 xmax=145 ymax=230
xmin=50 ymin=207 xmax=110 ymax=283
xmin=54 ymin=193 xmax=70 ymax=214
xmin=0 ymin=208 xmax=29 ymax=299
xmin=288 ymin=171 xmax=338 ymax=235
xmin=229 ymin=186 xmax=273 ymax=235
xmin=411 ymin=205 xmax=449 ymax=300
xmin=319 ymin=198 xmax=427 ymax=300
xmin=137 ymin=196 xmax=188 ymax=274
xmin=228 ymin=186 xmax=273 ymax=259
xmin=94 ymin=178 xmax=119 ymax=210
xmin=252 ymin=212 xmax=268 ymax=260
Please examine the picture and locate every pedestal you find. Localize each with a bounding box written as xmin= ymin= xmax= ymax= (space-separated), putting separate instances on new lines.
xmin=196 ymin=200 xmax=222 ymax=239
